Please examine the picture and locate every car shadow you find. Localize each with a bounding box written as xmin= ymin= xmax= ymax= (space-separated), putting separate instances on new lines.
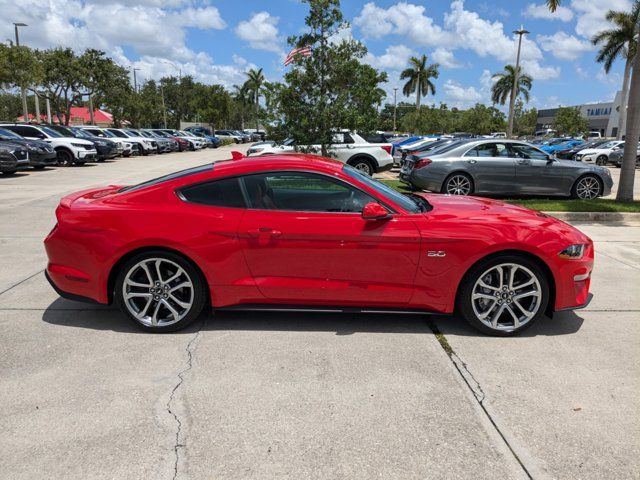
xmin=0 ymin=172 xmax=30 ymax=179
xmin=42 ymin=297 xmax=585 ymax=337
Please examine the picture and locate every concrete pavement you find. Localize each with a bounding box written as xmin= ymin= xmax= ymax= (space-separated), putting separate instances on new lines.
xmin=0 ymin=147 xmax=638 ymax=479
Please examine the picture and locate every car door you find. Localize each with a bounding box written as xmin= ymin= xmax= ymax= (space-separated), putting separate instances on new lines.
xmin=462 ymin=142 xmax=518 ymax=194
xmin=237 ymin=171 xmax=421 ymax=305
xmin=510 ymin=143 xmax=572 ymax=195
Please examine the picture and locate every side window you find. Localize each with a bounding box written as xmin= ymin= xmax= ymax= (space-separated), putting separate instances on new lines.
xmin=179 ymin=177 xmax=246 ymax=208
xmin=331 ymin=133 xmax=345 ymax=144
xmin=12 ymin=126 xmax=39 ymax=137
xmin=465 ymin=143 xmax=499 ymax=158
xmin=242 ymin=172 xmax=376 ymax=213
xmin=510 ymin=144 xmax=549 ymax=160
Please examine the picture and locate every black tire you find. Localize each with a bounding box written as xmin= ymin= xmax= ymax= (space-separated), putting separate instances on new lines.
xmin=457 ymin=254 xmax=549 ymax=336
xmin=442 ymin=172 xmax=474 ymax=195
xmin=1 ymin=170 xmax=17 ymax=175
xmin=56 ymin=149 xmax=74 ymax=166
xmin=114 ymin=250 xmax=208 ymax=333
xmin=348 ymin=157 xmax=374 ymax=175
xmin=596 ymin=155 xmax=608 ymax=166
xmin=571 ymin=174 xmax=603 ymax=199
xmin=97 ymin=158 xmax=105 ymax=163
xmin=33 ymin=165 xmax=46 ymax=170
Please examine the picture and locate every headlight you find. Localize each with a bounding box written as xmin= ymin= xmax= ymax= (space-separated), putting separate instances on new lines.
xmin=558 ymin=244 xmax=586 ymax=259
xmin=71 ymin=143 xmax=87 ymax=148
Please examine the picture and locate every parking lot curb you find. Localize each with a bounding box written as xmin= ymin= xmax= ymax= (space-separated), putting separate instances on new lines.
xmin=544 ymin=211 xmax=640 ymax=223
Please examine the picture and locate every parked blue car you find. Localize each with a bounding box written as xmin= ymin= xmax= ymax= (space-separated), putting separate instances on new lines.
xmin=540 ymin=139 xmax=584 ymax=153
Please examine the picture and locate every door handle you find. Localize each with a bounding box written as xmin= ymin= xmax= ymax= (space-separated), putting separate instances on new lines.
xmin=516 ymin=159 xmax=530 ymax=165
xmin=467 ymin=159 xmax=477 ymax=164
xmin=247 ymin=227 xmax=282 ymax=237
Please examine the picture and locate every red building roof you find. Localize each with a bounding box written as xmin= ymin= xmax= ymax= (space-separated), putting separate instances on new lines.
xmin=17 ymin=107 xmax=116 ymax=126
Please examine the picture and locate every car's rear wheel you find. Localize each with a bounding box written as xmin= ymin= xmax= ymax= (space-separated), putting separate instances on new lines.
xmin=596 ymin=155 xmax=608 ymax=166
xmin=442 ymin=173 xmax=474 ymax=195
xmin=1 ymin=170 xmax=17 ymax=175
xmin=572 ymin=175 xmax=602 ymax=199
xmin=349 ymin=157 xmax=374 ymax=175
xmin=458 ymin=255 xmax=549 ymax=336
xmin=115 ymin=251 xmax=207 ymax=332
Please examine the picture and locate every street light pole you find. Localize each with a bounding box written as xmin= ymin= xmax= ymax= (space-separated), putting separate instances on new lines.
xmin=160 ymin=84 xmax=167 ymax=129
xmin=507 ymin=25 xmax=529 ymax=139
xmin=132 ymin=68 xmax=140 ymax=93
xmin=13 ymin=23 xmax=28 ymax=122
xmin=162 ymin=61 xmax=183 ymax=127
xmin=393 ymin=87 xmax=398 ymax=133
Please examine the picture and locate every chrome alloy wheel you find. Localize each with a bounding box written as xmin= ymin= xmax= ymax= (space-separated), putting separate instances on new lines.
xmin=471 ymin=263 xmax=542 ymax=332
xmin=122 ymin=258 xmax=194 ymax=327
xmin=445 ymin=175 xmax=472 ymax=195
xmin=575 ymin=176 xmax=601 ymax=199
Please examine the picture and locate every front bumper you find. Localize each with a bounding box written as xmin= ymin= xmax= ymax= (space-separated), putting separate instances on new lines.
xmin=1 ymin=157 xmax=29 ymax=172
xmin=76 ymin=149 xmax=98 ymax=161
xmin=28 ymin=150 xmax=58 ymax=166
xmin=553 ymin=243 xmax=595 ymax=311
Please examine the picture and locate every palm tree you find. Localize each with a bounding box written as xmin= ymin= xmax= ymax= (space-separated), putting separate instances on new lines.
xmin=244 ymin=67 xmax=265 ymax=131
xmin=548 ymin=0 xmax=640 ymax=202
xmin=232 ymin=84 xmax=249 ymax=130
xmin=491 ymin=65 xmax=533 ymax=106
xmin=592 ymin=4 xmax=640 ymax=139
xmin=400 ymin=55 xmax=439 ymax=109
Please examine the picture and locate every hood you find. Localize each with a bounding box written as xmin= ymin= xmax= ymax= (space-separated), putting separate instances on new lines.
xmin=0 ymin=141 xmax=27 ymax=152
xmin=0 ymin=138 xmax=51 ymax=149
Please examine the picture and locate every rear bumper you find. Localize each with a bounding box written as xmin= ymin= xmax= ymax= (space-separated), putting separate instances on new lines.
xmin=377 ymin=161 xmax=394 ymax=173
xmin=45 ymin=270 xmax=102 ymax=305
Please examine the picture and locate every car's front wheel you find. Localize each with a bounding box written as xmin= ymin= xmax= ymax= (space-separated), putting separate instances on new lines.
xmin=596 ymin=155 xmax=608 ymax=165
xmin=115 ymin=251 xmax=208 ymax=332
xmin=572 ymin=175 xmax=602 ymax=199
xmin=458 ymin=255 xmax=549 ymax=336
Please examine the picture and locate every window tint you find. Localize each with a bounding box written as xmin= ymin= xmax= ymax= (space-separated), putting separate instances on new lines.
xmin=510 ymin=144 xmax=549 ymax=160
xmin=180 ymin=177 xmax=245 ymax=208
xmin=120 ymin=164 xmax=212 ymax=193
xmin=7 ymin=125 xmax=40 ymax=137
xmin=107 ymin=129 xmax=128 ymax=138
xmin=242 ymin=171 xmax=376 ymax=213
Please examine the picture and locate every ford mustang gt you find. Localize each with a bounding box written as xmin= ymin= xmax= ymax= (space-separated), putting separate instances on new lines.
xmin=44 ymin=154 xmax=594 ymax=336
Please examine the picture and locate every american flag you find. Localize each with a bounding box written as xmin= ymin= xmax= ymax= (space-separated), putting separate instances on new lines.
xmin=284 ymin=46 xmax=312 ymax=66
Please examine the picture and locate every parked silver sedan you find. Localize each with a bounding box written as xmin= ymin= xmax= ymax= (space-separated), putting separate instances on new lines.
xmin=400 ymin=139 xmax=613 ymax=199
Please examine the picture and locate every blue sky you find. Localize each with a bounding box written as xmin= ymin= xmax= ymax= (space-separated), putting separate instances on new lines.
xmin=0 ymin=0 xmax=633 ymax=110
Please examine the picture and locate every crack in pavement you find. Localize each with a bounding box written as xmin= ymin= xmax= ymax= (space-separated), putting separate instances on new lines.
xmin=166 ymin=317 xmax=205 ymax=480
xmin=0 ymin=269 xmax=45 ymax=297
xmin=426 ymin=318 xmax=533 ymax=480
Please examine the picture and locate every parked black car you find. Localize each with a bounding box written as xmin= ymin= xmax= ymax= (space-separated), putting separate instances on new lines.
xmin=0 ymin=142 xmax=30 ymax=175
xmin=47 ymin=125 xmax=119 ymax=161
xmin=0 ymin=127 xmax=57 ymax=169
xmin=555 ymin=140 xmax=608 ymax=160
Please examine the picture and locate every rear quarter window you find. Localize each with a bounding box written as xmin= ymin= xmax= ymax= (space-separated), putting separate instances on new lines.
xmin=179 ymin=177 xmax=245 ymax=208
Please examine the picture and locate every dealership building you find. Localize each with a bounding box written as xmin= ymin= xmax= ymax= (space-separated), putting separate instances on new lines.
xmin=536 ymin=90 xmax=623 ymax=137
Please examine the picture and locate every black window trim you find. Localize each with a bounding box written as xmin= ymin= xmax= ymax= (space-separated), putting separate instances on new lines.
xmin=176 ymin=169 xmax=398 ymax=214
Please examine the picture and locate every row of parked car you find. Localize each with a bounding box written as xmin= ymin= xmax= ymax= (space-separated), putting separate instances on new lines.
xmin=0 ymin=124 xmax=223 ymax=174
xmin=530 ymin=137 xmax=640 ymax=168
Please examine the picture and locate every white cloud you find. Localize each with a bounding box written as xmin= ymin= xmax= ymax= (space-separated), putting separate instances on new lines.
xmin=523 ymin=3 xmax=574 ymax=21
xmin=443 ymin=80 xmax=483 ymax=108
xmin=432 ymin=48 xmax=463 ymax=69
xmin=354 ymin=2 xmax=452 ymax=46
xmin=575 ymin=65 xmax=589 ymax=79
xmin=537 ymin=32 xmax=593 ymax=60
xmin=364 ymin=44 xmax=417 ymax=70
xmin=571 ymin=0 xmax=632 ymax=37
xmin=520 ymin=59 xmax=561 ymax=80
xmin=235 ymin=11 xmax=282 ymax=53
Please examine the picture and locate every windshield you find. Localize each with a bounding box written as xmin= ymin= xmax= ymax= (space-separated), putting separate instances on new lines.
xmin=40 ymin=127 xmax=64 ymax=138
xmin=0 ymin=128 xmax=23 ymax=140
xmin=70 ymin=128 xmax=93 ymax=139
xmin=108 ymin=129 xmax=128 ymax=138
xmin=343 ymin=165 xmax=421 ymax=213
xmin=125 ymin=130 xmax=141 ymax=137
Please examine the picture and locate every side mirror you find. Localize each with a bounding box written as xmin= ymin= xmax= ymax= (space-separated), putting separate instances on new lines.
xmin=362 ymin=202 xmax=391 ymax=221
xmin=547 ymin=155 xmax=555 ymax=162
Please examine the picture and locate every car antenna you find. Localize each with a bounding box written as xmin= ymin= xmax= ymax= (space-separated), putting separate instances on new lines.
xmin=231 ymin=151 xmax=244 ymax=160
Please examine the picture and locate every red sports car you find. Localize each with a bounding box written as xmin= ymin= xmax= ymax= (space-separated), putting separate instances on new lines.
xmin=44 ymin=154 xmax=593 ymax=335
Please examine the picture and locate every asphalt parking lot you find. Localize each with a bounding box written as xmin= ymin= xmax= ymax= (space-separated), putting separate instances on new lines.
xmin=1 ymin=146 xmax=638 ymax=480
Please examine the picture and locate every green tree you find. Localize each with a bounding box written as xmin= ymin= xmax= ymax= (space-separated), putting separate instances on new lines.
xmin=513 ymin=98 xmax=538 ymax=137
xmin=244 ymin=68 xmax=265 ymax=131
xmin=548 ymin=0 xmax=639 ymax=203
xmin=400 ymin=54 xmax=439 ymax=109
xmin=196 ymin=83 xmax=231 ymax=129
xmin=592 ymin=3 xmax=640 ymax=139
xmin=275 ymin=0 xmax=387 ymax=156
xmin=553 ymin=106 xmax=588 ymax=136
xmin=231 ymin=84 xmax=250 ymax=130
xmin=491 ymin=65 xmax=532 ymax=105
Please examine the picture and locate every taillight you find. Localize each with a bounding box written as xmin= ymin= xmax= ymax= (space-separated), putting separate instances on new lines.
xmin=381 ymin=145 xmax=392 ymax=154
xmin=414 ymin=158 xmax=432 ymax=169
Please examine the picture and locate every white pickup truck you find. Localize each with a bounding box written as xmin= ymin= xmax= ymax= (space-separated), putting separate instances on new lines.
xmin=246 ymin=132 xmax=393 ymax=175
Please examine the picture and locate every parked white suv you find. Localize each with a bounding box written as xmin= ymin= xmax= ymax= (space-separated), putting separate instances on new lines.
xmin=78 ymin=126 xmax=135 ymax=157
xmin=246 ymin=132 xmax=393 ymax=175
xmin=106 ymin=128 xmax=158 ymax=155
xmin=0 ymin=123 xmax=97 ymax=165
xmin=575 ymin=140 xmax=624 ymax=165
